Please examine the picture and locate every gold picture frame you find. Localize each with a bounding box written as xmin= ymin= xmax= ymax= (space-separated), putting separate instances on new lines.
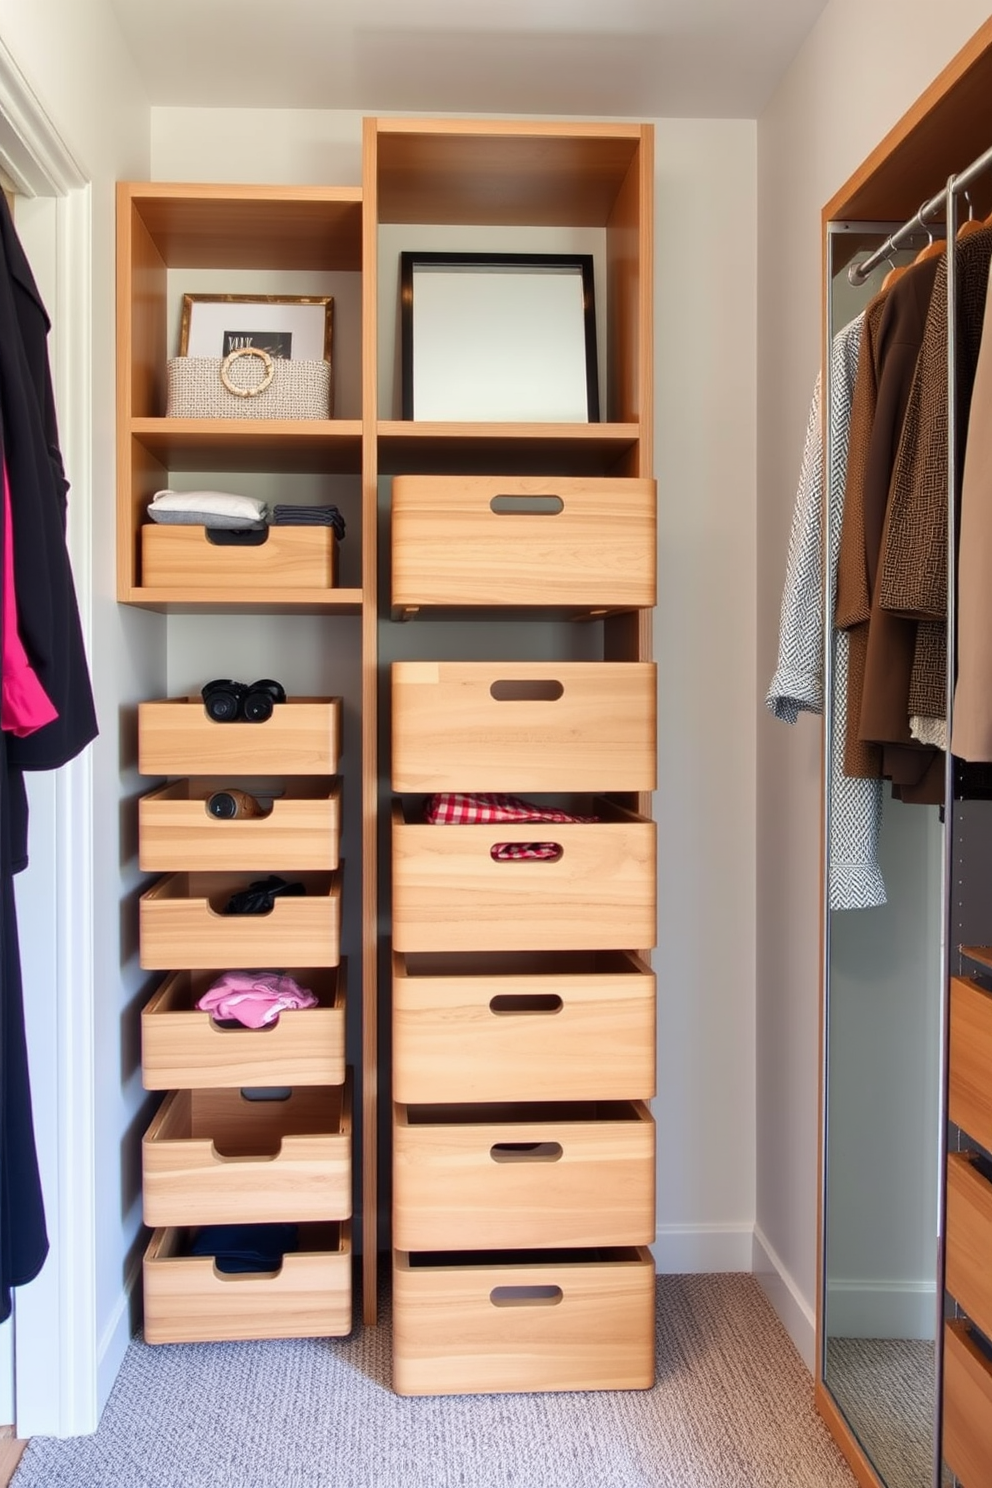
xmin=179 ymin=293 xmax=333 ymax=362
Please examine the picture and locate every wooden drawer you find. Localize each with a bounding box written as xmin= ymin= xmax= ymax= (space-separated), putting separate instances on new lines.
xmin=141 ymin=524 xmax=337 ymax=591
xmin=947 ymin=1152 xmax=992 ymax=1341
xmin=139 ymin=779 xmax=341 ymax=872
xmin=393 ymin=1099 xmax=654 ymax=1250
xmin=139 ymin=870 xmax=341 ymax=969
xmin=142 ymin=1079 xmax=351 ymax=1227
xmin=944 ymin=1320 xmax=992 ymax=1488
xmin=951 ymin=976 xmax=992 ymax=1152
xmin=141 ymin=965 xmax=345 ymax=1090
xmin=392 ymin=801 xmax=656 ymax=953
xmin=392 ymin=1246 xmax=655 ymax=1395
xmin=393 ymin=950 xmax=655 ymax=1102
xmin=138 ymin=696 xmax=341 ymax=777
xmin=143 ymin=1221 xmax=351 ymax=1343
xmin=391 ymin=661 xmax=656 ymax=794
xmin=391 ymin=474 xmax=656 ymax=611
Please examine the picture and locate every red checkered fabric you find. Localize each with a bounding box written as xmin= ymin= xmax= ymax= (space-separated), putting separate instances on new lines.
xmin=424 ymin=792 xmax=595 ymax=825
xmin=490 ymin=841 xmax=563 ymax=861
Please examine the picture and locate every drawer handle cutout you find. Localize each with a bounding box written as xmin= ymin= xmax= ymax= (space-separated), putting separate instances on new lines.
xmin=490 ymin=1141 xmax=563 ymax=1163
xmin=490 ymin=1285 xmax=563 ymax=1307
xmin=491 ymin=843 xmax=563 ymax=863
xmin=490 ymin=495 xmax=563 ymax=516
xmin=489 ymin=994 xmax=563 ymax=1016
xmin=240 ymin=1087 xmax=292 ymax=1102
xmin=490 ymin=680 xmax=563 ymax=702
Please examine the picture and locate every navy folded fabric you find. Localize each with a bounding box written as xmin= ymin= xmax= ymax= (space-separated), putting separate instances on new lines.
xmin=271 ymin=504 xmax=345 ymax=539
xmin=189 ymin=1223 xmax=300 ymax=1273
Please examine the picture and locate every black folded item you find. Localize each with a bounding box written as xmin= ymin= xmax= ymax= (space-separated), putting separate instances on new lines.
xmin=271 ymin=504 xmax=346 ymax=539
xmin=222 ymin=875 xmax=306 ymax=915
xmin=189 ymin=1223 xmax=299 ymax=1273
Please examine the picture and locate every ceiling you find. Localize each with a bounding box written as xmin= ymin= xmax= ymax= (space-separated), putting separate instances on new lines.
xmin=108 ymin=0 xmax=831 ymax=119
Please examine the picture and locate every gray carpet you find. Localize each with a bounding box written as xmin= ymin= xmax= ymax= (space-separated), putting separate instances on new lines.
xmin=14 ymin=1275 xmax=857 ymax=1488
xmin=825 ymin=1337 xmax=935 ymax=1488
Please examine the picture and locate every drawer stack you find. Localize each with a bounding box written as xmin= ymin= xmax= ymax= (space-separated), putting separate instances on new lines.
xmin=136 ymin=693 xmax=352 ymax=1343
xmin=389 ymin=474 xmax=658 ymax=1396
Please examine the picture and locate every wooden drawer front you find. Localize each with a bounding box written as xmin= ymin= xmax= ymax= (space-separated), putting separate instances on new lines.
xmin=139 ymin=871 xmax=341 ymax=970
xmin=138 ymin=697 xmax=341 ymax=776
xmin=944 ymin=1320 xmax=992 ymax=1488
xmin=947 ymin=1152 xmax=992 ymax=1341
xmin=139 ymin=780 xmax=341 ymax=872
xmin=951 ymin=976 xmax=992 ymax=1152
xmin=141 ymin=965 xmax=346 ymax=1090
xmin=142 ymin=1081 xmax=351 ymax=1227
xmin=393 ymin=1099 xmax=655 ymax=1250
xmin=392 ymin=661 xmax=656 ymax=793
xmin=393 ymin=951 xmax=655 ymax=1102
xmin=141 ymin=525 xmax=337 ymax=591
xmin=391 ymin=475 xmax=656 ymax=610
xmin=392 ymin=1246 xmax=655 ymax=1395
xmin=143 ymin=1222 xmax=351 ymax=1344
xmin=392 ymin=805 xmax=656 ymax=953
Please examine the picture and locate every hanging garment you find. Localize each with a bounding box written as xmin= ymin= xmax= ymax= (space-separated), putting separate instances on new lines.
xmin=766 ymin=316 xmax=887 ymax=910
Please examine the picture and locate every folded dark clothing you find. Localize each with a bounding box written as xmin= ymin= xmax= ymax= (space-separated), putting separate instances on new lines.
xmin=271 ymin=504 xmax=345 ymax=539
xmin=189 ymin=1223 xmax=299 ymax=1273
xmin=223 ymin=874 xmax=306 ymax=915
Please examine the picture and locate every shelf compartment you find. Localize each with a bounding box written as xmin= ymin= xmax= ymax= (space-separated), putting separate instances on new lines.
xmin=139 ymin=870 xmax=341 ymax=970
xmin=143 ymin=1220 xmax=351 ymax=1344
xmin=391 ymin=799 xmax=656 ymax=953
xmin=141 ymin=524 xmax=338 ymax=594
xmin=138 ymin=779 xmax=341 ymax=873
xmin=393 ymin=950 xmax=655 ymax=1103
xmin=950 ymin=975 xmax=992 ymax=1152
xmin=138 ymin=696 xmax=341 ymax=777
xmin=141 ymin=964 xmax=345 ymax=1090
xmin=392 ymin=661 xmax=656 ymax=794
xmin=392 ymin=1244 xmax=655 ymax=1396
xmin=143 ymin=1079 xmax=351 ymax=1227
xmin=947 ymin=1151 xmax=992 ymax=1341
xmin=393 ymin=1098 xmax=654 ymax=1251
xmin=391 ymin=474 xmax=655 ymax=611
xmin=129 ymin=418 xmax=363 ymax=474
xmin=944 ymin=1320 xmax=992 ymax=1488
xmin=377 ymin=421 xmax=641 ymax=478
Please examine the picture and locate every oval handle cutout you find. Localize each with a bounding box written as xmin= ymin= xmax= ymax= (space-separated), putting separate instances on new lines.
xmin=489 ymin=495 xmax=563 ymax=516
xmin=489 ymin=679 xmax=563 ymax=702
xmin=490 ymin=1285 xmax=563 ymax=1307
xmin=490 ymin=1141 xmax=563 ymax=1163
xmin=491 ymin=843 xmax=563 ymax=863
xmin=489 ymin=994 xmax=563 ymax=1016
xmin=239 ymin=1087 xmax=292 ymax=1102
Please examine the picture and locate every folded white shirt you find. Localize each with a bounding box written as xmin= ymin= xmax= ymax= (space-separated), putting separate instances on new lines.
xmin=149 ymin=489 xmax=269 ymax=522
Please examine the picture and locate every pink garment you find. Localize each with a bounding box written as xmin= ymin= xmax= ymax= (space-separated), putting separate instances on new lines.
xmin=197 ymin=971 xmax=318 ymax=1029
xmin=2 ymin=462 xmax=58 ymax=737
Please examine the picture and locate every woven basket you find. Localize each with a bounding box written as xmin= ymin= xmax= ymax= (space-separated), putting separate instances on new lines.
xmin=166 ymin=348 xmax=333 ymax=420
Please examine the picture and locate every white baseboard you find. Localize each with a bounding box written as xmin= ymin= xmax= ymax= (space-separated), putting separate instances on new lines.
xmin=752 ymin=1226 xmax=816 ymax=1372
xmin=652 ymin=1222 xmax=754 ymax=1274
xmin=825 ymin=1278 xmax=936 ymax=1340
xmin=96 ymin=1252 xmax=142 ymax=1424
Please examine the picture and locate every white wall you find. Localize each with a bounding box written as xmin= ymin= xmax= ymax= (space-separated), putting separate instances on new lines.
xmin=755 ymin=0 xmax=992 ymax=1369
xmin=0 ymin=0 xmax=154 ymax=1432
xmin=152 ymin=105 xmax=760 ymax=1274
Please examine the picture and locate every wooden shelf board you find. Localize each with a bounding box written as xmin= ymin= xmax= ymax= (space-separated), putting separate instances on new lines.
xmin=962 ymin=946 xmax=992 ymax=971
xmin=390 ymin=603 xmax=643 ymax=624
xmin=130 ymin=418 xmax=363 ymax=474
xmin=377 ymin=420 xmax=641 ymax=476
xmin=123 ymin=183 xmax=363 ymax=271
xmin=120 ymin=586 xmax=363 ymax=615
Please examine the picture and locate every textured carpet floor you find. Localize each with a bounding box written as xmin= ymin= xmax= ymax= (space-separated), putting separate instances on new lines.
xmin=13 ymin=1275 xmax=857 ymax=1488
xmin=826 ymin=1337 xmax=935 ymax=1488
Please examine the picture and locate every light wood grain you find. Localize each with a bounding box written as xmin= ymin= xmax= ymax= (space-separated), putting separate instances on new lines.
xmin=947 ymin=1152 xmax=992 ymax=1342
xmin=138 ymin=779 xmax=341 ymax=872
xmin=142 ymin=1079 xmax=351 ymax=1226
xmin=137 ymin=697 xmax=341 ymax=777
xmin=130 ymin=417 xmax=363 ymax=474
xmin=0 ymin=1435 xmax=26 ymax=1488
xmin=141 ymin=965 xmax=345 ymax=1090
xmin=391 ymin=474 xmax=655 ymax=610
xmin=141 ymin=525 xmax=337 ymax=592
xmin=392 ymin=1246 xmax=655 ymax=1395
xmin=944 ymin=1319 xmax=992 ymax=1488
xmin=392 ymin=660 xmax=656 ymax=793
xmin=143 ymin=1221 xmax=351 ymax=1344
xmin=139 ymin=870 xmax=341 ymax=970
xmin=950 ymin=976 xmax=992 ymax=1153
xmin=393 ymin=1098 xmax=654 ymax=1251
xmin=392 ymin=801 xmax=656 ymax=953
xmin=393 ymin=949 xmax=655 ymax=1103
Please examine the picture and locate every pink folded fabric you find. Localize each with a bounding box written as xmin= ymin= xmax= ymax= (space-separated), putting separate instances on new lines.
xmin=196 ymin=971 xmax=318 ymax=1029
